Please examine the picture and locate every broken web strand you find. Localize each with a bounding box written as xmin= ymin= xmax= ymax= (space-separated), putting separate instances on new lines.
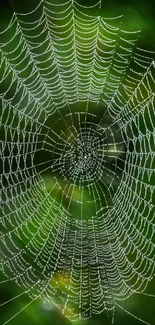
xmin=0 ymin=0 xmax=155 ymax=324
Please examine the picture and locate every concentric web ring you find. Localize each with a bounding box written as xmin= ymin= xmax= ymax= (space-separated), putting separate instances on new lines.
xmin=0 ymin=0 xmax=155 ymax=324
xmin=41 ymin=111 xmax=125 ymax=189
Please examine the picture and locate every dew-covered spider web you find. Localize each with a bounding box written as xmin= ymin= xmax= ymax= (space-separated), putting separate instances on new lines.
xmin=0 ymin=0 xmax=155 ymax=324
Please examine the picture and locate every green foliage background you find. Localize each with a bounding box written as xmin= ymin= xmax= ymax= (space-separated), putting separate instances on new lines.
xmin=0 ymin=0 xmax=155 ymax=324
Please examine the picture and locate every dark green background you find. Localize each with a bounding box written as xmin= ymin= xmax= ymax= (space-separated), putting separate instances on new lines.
xmin=0 ymin=0 xmax=155 ymax=324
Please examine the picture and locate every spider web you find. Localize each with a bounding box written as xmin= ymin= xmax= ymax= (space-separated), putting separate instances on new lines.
xmin=0 ymin=0 xmax=155 ymax=324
